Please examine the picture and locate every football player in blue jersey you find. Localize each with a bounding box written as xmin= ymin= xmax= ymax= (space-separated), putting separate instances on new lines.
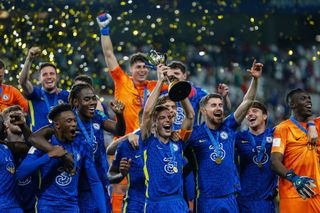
xmin=235 ymin=101 xmax=278 ymax=213
xmin=0 ymin=109 xmax=30 ymax=212
xmin=28 ymin=83 xmax=126 ymax=213
xmin=1 ymin=106 xmax=36 ymax=213
xmin=16 ymin=104 xmax=107 ymax=213
xmin=139 ymin=64 xmax=195 ymax=212
xmin=19 ymin=47 xmax=69 ymax=132
xmin=186 ymin=60 xmax=263 ymax=213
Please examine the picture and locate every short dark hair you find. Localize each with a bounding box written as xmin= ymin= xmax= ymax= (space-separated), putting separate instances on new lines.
xmin=156 ymin=94 xmax=176 ymax=107
xmin=48 ymin=104 xmax=73 ymax=122
xmin=199 ymin=93 xmax=223 ymax=108
xmin=129 ymin=53 xmax=148 ymax=66
xmin=39 ymin=62 xmax=57 ymax=73
xmin=74 ymin=74 xmax=93 ymax=86
xmin=286 ymin=88 xmax=305 ymax=106
xmin=152 ymin=105 xmax=170 ymax=122
xmin=250 ymin=101 xmax=267 ymax=115
xmin=168 ymin=61 xmax=187 ymax=74
xmin=68 ymin=83 xmax=94 ymax=108
xmin=0 ymin=59 xmax=5 ymax=69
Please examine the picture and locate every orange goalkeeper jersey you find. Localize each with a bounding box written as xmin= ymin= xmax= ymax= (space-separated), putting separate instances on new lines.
xmin=110 ymin=65 xmax=167 ymax=135
xmin=271 ymin=117 xmax=320 ymax=199
xmin=0 ymin=84 xmax=28 ymax=112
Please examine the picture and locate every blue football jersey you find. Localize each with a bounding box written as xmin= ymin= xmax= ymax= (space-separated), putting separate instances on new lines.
xmin=22 ymin=135 xmax=96 ymax=209
xmin=167 ymin=85 xmax=207 ymax=130
xmin=141 ymin=134 xmax=185 ymax=200
xmin=77 ymin=110 xmax=110 ymax=196
xmin=235 ymin=128 xmax=277 ymax=200
xmin=0 ymin=144 xmax=21 ymax=210
xmin=14 ymin=153 xmax=38 ymax=212
xmin=112 ymin=130 xmax=145 ymax=205
xmin=26 ymin=86 xmax=69 ymax=132
xmin=187 ymin=114 xmax=240 ymax=198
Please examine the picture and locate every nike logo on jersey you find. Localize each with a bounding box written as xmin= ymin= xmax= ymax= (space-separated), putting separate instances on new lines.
xmin=135 ymin=155 xmax=141 ymax=158
xmin=198 ymin=139 xmax=206 ymax=143
xmin=156 ymin=145 xmax=163 ymax=150
xmin=241 ymin=140 xmax=248 ymax=144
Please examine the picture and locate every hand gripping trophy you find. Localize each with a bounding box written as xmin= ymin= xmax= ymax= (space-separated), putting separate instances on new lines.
xmin=145 ymin=50 xmax=191 ymax=102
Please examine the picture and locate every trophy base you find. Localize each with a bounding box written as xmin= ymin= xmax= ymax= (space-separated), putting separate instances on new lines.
xmin=168 ymin=80 xmax=192 ymax=102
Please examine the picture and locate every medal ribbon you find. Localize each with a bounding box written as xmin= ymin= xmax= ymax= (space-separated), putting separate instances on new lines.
xmin=247 ymin=130 xmax=268 ymax=163
xmin=75 ymin=112 xmax=94 ymax=147
xmin=290 ymin=116 xmax=308 ymax=134
xmin=41 ymin=87 xmax=58 ymax=112
xmin=204 ymin=124 xmax=221 ymax=158
xmin=132 ymin=80 xmax=148 ymax=107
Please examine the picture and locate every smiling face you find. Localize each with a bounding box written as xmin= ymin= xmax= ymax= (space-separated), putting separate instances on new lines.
xmin=55 ymin=111 xmax=77 ymax=142
xmin=246 ymin=107 xmax=267 ymax=129
xmin=154 ymin=108 xmax=173 ymax=140
xmin=75 ymin=88 xmax=98 ymax=120
xmin=39 ymin=66 xmax=58 ymax=92
xmin=130 ymin=61 xmax=149 ymax=84
xmin=201 ymin=97 xmax=224 ymax=125
xmin=291 ymin=91 xmax=313 ymax=118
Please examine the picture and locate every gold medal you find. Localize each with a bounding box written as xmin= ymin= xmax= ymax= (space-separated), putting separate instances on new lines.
xmin=215 ymin=157 xmax=222 ymax=164
xmin=173 ymin=167 xmax=178 ymax=173
xmin=258 ymin=162 xmax=263 ymax=168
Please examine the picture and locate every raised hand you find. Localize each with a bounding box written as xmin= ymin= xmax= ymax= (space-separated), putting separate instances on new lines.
xmin=96 ymin=13 xmax=112 ymax=36
xmin=9 ymin=111 xmax=26 ymax=127
xmin=27 ymin=47 xmax=41 ymax=61
xmin=217 ymin=83 xmax=229 ymax=97
xmin=119 ymin=157 xmax=132 ymax=177
xmin=247 ymin=59 xmax=263 ymax=79
xmin=157 ymin=64 xmax=169 ymax=82
xmin=110 ymin=100 xmax=125 ymax=115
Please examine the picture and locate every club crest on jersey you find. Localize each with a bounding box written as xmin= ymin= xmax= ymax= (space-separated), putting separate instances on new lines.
xmin=266 ymin=137 xmax=273 ymax=143
xmin=6 ymin=161 xmax=15 ymax=174
xmin=252 ymin=146 xmax=269 ymax=166
xmin=174 ymin=107 xmax=185 ymax=125
xmin=2 ymin=94 xmax=9 ymax=100
xmin=56 ymin=167 xmax=72 ymax=186
xmin=93 ymin=123 xmax=100 ymax=130
xmin=209 ymin=143 xmax=226 ymax=162
xmin=17 ymin=177 xmax=32 ymax=186
xmin=163 ymin=157 xmax=178 ymax=174
xmin=58 ymin=99 xmax=64 ymax=105
xmin=172 ymin=143 xmax=179 ymax=152
xmin=220 ymin=131 xmax=228 ymax=140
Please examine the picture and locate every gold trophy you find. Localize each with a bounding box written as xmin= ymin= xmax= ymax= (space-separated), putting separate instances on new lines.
xmin=145 ymin=50 xmax=191 ymax=102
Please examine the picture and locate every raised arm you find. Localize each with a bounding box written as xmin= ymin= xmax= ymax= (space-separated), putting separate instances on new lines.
xmin=141 ymin=64 xmax=168 ymax=141
xmin=234 ymin=59 xmax=262 ymax=124
xmin=19 ymin=47 xmax=41 ymax=95
xmin=102 ymin=100 xmax=126 ymax=136
xmin=96 ymin=13 xmax=119 ymax=71
xmin=180 ymin=98 xmax=195 ymax=131
xmin=217 ymin=83 xmax=232 ymax=112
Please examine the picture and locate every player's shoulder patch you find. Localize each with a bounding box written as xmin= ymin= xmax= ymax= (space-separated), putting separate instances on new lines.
xmin=272 ymin=138 xmax=281 ymax=147
xmin=28 ymin=146 xmax=37 ymax=154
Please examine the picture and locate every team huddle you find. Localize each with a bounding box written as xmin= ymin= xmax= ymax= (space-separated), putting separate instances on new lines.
xmin=0 ymin=12 xmax=319 ymax=213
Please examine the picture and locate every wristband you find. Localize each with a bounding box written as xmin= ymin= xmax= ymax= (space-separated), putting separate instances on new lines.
xmin=100 ymin=27 xmax=110 ymax=36
xmin=307 ymin=122 xmax=316 ymax=127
